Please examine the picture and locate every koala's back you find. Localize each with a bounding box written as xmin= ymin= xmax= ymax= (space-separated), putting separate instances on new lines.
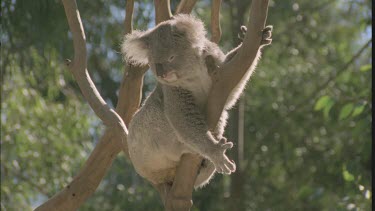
xmin=127 ymin=86 xmax=189 ymax=184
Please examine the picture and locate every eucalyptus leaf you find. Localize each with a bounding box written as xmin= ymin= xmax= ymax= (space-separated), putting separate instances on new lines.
xmin=314 ymin=95 xmax=332 ymax=111
xmin=323 ymin=99 xmax=335 ymax=120
xmin=360 ymin=64 xmax=371 ymax=72
xmin=339 ymin=103 xmax=354 ymax=120
xmin=352 ymin=104 xmax=366 ymax=117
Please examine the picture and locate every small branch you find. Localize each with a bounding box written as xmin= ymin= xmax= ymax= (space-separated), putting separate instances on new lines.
xmin=121 ymin=0 xmax=148 ymax=135
xmin=61 ymin=0 xmax=128 ymax=152
xmin=176 ymin=0 xmax=198 ymax=14
xmin=207 ymin=0 xmax=270 ymax=129
xmin=124 ymin=0 xmax=135 ymax=35
xmin=154 ymin=0 xmax=172 ymax=24
xmin=210 ymin=0 xmax=222 ymax=43
xmin=116 ymin=65 xmax=148 ymax=127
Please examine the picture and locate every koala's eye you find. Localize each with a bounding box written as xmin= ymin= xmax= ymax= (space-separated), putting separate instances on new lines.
xmin=168 ymin=55 xmax=175 ymax=62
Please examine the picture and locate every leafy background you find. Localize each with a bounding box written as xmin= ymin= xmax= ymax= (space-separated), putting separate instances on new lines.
xmin=1 ymin=0 xmax=372 ymax=210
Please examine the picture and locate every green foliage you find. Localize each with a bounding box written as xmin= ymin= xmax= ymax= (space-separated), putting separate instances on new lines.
xmin=1 ymin=47 xmax=97 ymax=210
xmin=1 ymin=0 xmax=371 ymax=210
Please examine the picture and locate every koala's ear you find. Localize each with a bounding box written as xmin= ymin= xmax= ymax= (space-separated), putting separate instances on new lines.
xmin=172 ymin=14 xmax=206 ymax=49
xmin=121 ymin=30 xmax=150 ymax=65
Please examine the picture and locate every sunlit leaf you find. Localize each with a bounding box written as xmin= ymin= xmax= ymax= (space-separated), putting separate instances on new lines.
xmin=314 ymin=95 xmax=332 ymax=111
xmin=342 ymin=166 xmax=355 ymax=182
xmin=323 ymin=99 xmax=335 ymax=120
xmin=352 ymin=104 xmax=366 ymax=117
xmin=339 ymin=103 xmax=354 ymax=120
xmin=360 ymin=64 xmax=371 ymax=72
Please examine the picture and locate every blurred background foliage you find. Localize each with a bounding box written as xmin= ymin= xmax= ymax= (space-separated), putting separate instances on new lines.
xmin=1 ymin=0 xmax=372 ymax=210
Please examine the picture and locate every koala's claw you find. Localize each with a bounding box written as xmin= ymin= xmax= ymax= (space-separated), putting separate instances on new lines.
xmin=218 ymin=156 xmax=236 ymax=175
xmin=238 ymin=25 xmax=248 ymax=41
xmin=222 ymin=142 xmax=233 ymax=150
xmin=218 ymin=137 xmax=228 ymax=144
xmin=261 ymin=25 xmax=273 ymax=46
xmin=210 ymin=139 xmax=236 ymax=175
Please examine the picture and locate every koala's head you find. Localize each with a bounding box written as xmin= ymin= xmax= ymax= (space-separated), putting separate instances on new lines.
xmin=121 ymin=14 xmax=207 ymax=85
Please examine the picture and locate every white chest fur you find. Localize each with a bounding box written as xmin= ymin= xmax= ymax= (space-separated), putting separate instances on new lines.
xmin=180 ymin=65 xmax=212 ymax=109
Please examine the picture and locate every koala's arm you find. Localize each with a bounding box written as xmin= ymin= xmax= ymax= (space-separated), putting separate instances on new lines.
xmin=162 ymin=87 xmax=236 ymax=174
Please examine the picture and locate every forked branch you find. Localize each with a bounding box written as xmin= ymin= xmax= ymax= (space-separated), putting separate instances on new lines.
xmin=60 ymin=0 xmax=128 ymax=141
xmin=35 ymin=0 xmax=144 ymax=210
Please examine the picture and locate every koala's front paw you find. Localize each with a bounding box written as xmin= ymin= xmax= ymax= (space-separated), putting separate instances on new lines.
xmin=210 ymin=138 xmax=236 ymax=175
xmin=261 ymin=25 xmax=273 ymax=46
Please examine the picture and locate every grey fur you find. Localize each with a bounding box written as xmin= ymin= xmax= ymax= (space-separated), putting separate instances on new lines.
xmin=122 ymin=14 xmax=271 ymax=188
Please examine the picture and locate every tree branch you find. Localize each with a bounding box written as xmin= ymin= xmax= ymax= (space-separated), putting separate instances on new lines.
xmin=124 ymin=0 xmax=135 ymax=35
xmin=60 ymin=0 xmax=128 ymax=142
xmin=176 ymin=0 xmax=198 ymax=14
xmin=155 ymin=0 xmax=172 ymax=24
xmin=34 ymin=0 xmax=146 ymax=209
xmin=120 ymin=0 xmax=148 ymax=131
xmin=210 ymin=0 xmax=222 ymax=43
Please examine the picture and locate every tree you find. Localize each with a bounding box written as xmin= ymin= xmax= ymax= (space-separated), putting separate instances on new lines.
xmin=29 ymin=0 xmax=271 ymax=210
xmin=2 ymin=0 xmax=371 ymax=210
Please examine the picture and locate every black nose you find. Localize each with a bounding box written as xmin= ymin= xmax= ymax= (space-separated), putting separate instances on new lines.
xmin=155 ymin=63 xmax=164 ymax=77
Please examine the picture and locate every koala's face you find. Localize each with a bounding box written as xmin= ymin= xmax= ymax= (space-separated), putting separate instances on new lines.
xmin=122 ymin=15 xmax=207 ymax=86
xmin=146 ymin=24 xmax=200 ymax=85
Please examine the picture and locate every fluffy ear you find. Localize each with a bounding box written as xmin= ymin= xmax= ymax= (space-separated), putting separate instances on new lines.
xmin=172 ymin=14 xmax=206 ymax=50
xmin=121 ymin=30 xmax=149 ymax=65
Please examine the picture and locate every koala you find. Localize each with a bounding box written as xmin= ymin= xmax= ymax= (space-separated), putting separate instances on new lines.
xmin=121 ymin=14 xmax=272 ymax=188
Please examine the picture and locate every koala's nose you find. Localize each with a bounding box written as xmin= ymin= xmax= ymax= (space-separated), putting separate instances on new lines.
xmin=155 ymin=63 xmax=165 ymax=77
